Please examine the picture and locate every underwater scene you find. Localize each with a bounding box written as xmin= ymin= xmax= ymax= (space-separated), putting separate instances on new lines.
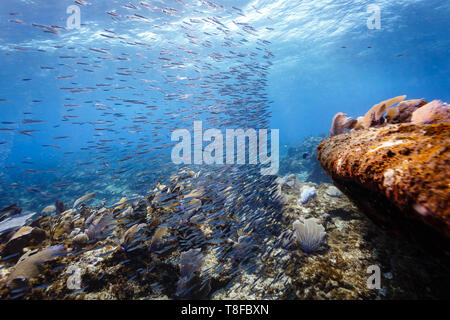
xmin=0 ymin=0 xmax=449 ymax=301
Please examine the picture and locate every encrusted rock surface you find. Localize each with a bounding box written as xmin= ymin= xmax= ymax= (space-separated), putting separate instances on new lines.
xmin=317 ymin=123 xmax=450 ymax=264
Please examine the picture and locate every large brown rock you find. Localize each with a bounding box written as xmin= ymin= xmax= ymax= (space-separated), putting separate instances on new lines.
xmin=317 ymin=123 xmax=450 ymax=264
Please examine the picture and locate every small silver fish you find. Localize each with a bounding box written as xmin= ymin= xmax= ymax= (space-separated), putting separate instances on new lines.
xmin=41 ymin=205 xmax=56 ymax=214
xmin=72 ymin=192 xmax=96 ymax=208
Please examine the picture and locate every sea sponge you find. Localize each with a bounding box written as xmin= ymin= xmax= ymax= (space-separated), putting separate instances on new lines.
xmin=293 ymin=218 xmax=326 ymax=253
xmin=299 ymin=186 xmax=316 ymax=204
xmin=329 ymin=112 xmax=357 ymax=136
xmin=411 ymin=100 xmax=450 ymax=125
xmin=393 ymin=99 xmax=427 ymax=123
xmin=361 ymin=95 xmax=406 ymax=128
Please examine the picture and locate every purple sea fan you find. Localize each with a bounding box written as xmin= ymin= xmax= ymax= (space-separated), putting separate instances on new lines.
xmin=179 ymin=248 xmax=204 ymax=277
xmin=85 ymin=212 xmax=115 ymax=241
xmin=329 ymin=112 xmax=357 ymax=136
xmin=293 ymin=218 xmax=326 ymax=253
xmin=231 ymin=235 xmax=256 ymax=264
xmin=119 ymin=223 xmax=146 ymax=252
xmin=176 ymin=248 xmax=210 ymax=299
xmin=6 ymin=244 xmax=65 ymax=289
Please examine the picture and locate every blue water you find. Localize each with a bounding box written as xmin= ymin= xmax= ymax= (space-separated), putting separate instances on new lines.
xmin=0 ymin=0 xmax=449 ymax=209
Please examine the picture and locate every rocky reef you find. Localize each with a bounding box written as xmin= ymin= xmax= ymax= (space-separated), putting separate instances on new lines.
xmin=2 ymin=100 xmax=450 ymax=300
xmin=1 ymin=168 xmax=449 ymax=300
xmin=319 ymin=97 xmax=450 ymax=266
xmin=215 ymin=177 xmax=450 ymax=299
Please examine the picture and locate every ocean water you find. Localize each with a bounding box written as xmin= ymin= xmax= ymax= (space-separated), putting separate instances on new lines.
xmin=0 ymin=0 xmax=449 ymax=300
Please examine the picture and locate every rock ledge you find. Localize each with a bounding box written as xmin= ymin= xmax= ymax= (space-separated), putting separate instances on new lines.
xmin=318 ymin=123 xmax=450 ymax=264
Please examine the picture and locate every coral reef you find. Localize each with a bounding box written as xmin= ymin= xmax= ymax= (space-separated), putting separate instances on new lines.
xmin=214 ymin=176 xmax=450 ymax=299
xmin=0 ymin=168 xmax=449 ymax=300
